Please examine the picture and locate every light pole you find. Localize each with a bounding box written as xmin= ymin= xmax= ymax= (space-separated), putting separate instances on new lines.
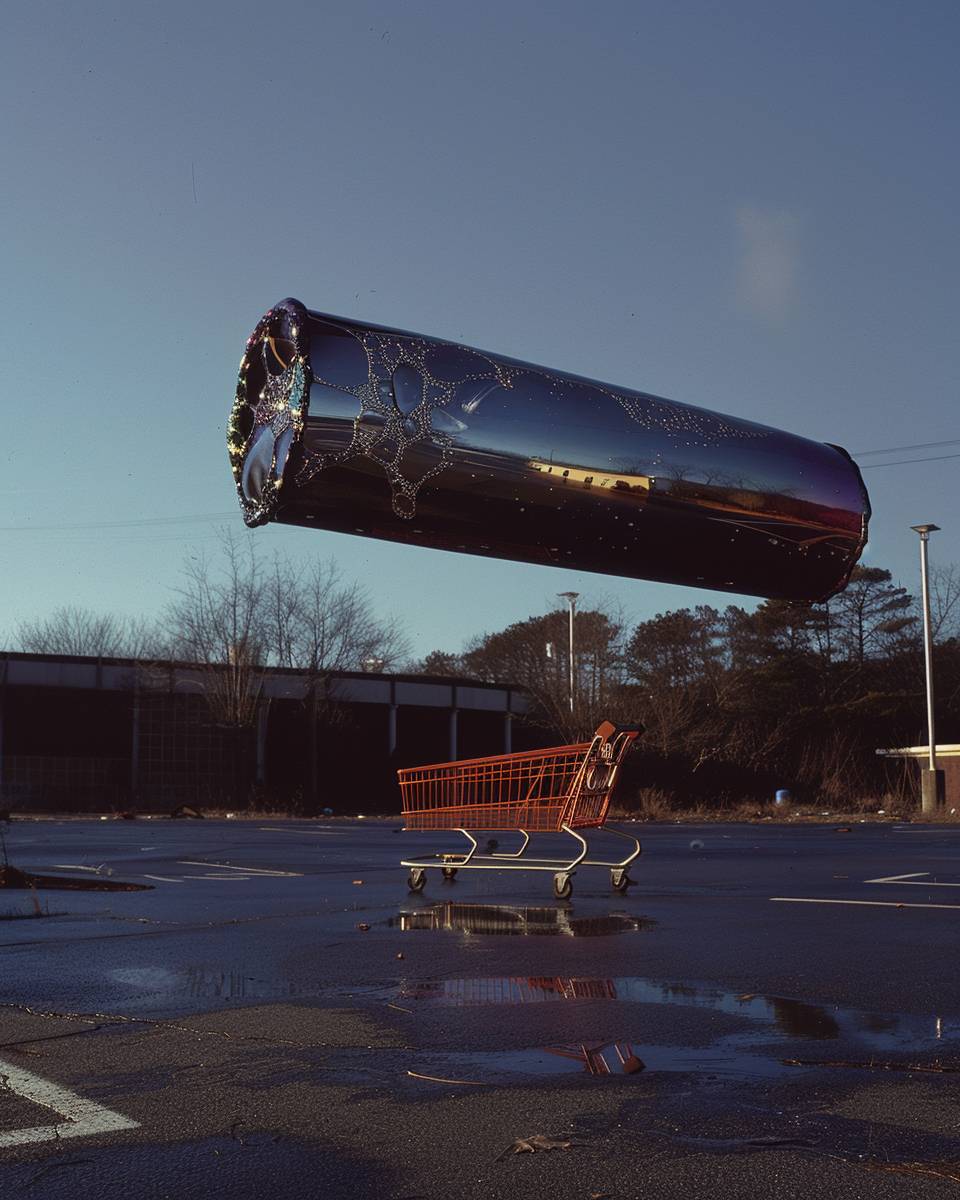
xmin=910 ymin=524 xmax=945 ymax=812
xmin=557 ymin=592 xmax=579 ymax=715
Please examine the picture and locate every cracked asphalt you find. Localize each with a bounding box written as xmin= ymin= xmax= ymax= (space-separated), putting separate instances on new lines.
xmin=2 ymin=818 xmax=960 ymax=1198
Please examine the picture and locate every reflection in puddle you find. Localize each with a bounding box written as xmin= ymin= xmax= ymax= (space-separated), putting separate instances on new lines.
xmin=389 ymin=903 xmax=651 ymax=937
xmin=441 ymin=1042 xmax=794 ymax=1082
xmin=399 ymin=975 xmax=957 ymax=1055
xmin=111 ymin=966 xmax=302 ymax=1000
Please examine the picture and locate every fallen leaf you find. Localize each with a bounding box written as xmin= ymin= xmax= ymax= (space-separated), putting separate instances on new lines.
xmin=500 ymin=1133 xmax=575 ymax=1159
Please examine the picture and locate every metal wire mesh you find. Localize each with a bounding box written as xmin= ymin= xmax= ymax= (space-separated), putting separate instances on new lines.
xmin=398 ymin=726 xmax=636 ymax=831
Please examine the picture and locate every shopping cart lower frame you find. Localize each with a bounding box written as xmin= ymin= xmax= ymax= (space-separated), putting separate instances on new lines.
xmin=398 ymin=721 xmax=642 ymax=899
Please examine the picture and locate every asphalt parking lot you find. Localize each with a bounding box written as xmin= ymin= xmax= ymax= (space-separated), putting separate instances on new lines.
xmin=3 ymin=817 xmax=960 ymax=1198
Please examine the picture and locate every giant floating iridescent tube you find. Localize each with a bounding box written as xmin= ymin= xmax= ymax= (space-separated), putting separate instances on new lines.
xmin=228 ymin=298 xmax=870 ymax=602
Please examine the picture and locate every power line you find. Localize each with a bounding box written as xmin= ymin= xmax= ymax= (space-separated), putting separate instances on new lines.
xmin=853 ymin=437 xmax=960 ymax=457
xmin=0 ymin=512 xmax=240 ymax=533
xmin=860 ymin=452 xmax=960 ymax=469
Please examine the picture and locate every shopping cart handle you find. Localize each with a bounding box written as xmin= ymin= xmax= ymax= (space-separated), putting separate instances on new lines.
xmin=594 ymin=721 xmax=645 ymax=740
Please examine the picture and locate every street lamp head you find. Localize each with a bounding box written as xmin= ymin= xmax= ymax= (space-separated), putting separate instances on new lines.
xmin=558 ymin=591 xmax=580 ymax=603
xmin=911 ymin=524 xmax=941 ymax=536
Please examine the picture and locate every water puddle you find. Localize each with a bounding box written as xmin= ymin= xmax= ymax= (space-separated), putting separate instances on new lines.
xmin=389 ymin=903 xmax=651 ymax=937
xmin=429 ymin=1041 xmax=796 ymax=1082
xmin=398 ymin=975 xmax=960 ymax=1055
xmin=110 ymin=966 xmax=304 ymax=1000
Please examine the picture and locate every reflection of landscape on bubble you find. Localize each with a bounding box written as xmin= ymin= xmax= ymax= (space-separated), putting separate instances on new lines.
xmin=238 ymin=301 xmax=873 ymax=600
xmin=299 ymin=313 xmax=863 ymax=522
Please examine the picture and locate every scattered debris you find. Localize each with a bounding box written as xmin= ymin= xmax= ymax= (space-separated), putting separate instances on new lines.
xmin=356 ymin=923 xmax=371 ymax=932
xmin=171 ymin=805 xmax=204 ymax=819
xmin=0 ymin=865 xmax=151 ymax=893
xmin=865 ymin=1161 xmax=960 ymax=1185
xmin=352 ymin=879 xmax=364 ymax=885
xmin=785 ymin=1057 xmax=960 ymax=1074
xmin=406 ymin=1070 xmax=485 ymax=1086
xmin=737 ymin=993 xmax=757 ymax=1002
xmin=834 ymin=827 xmax=852 ymax=834
xmin=386 ymin=1003 xmax=413 ymax=1014
xmin=117 ymin=811 xmax=137 ymax=821
xmin=496 ymin=1134 xmax=577 ymax=1161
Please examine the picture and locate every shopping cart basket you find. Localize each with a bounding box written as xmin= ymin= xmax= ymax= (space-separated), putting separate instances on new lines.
xmin=398 ymin=721 xmax=642 ymax=899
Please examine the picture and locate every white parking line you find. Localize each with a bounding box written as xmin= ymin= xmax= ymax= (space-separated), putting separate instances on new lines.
xmin=177 ymin=860 xmax=302 ymax=877
xmin=142 ymin=875 xmax=183 ymax=884
xmin=772 ymin=897 xmax=960 ymax=911
xmin=866 ymin=872 xmax=960 ymax=887
xmin=892 ymin=827 xmax=960 ymax=834
xmin=865 ymin=871 xmax=930 ymax=883
xmin=0 ymin=1058 xmax=138 ymax=1148
xmin=258 ymin=827 xmax=348 ymax=836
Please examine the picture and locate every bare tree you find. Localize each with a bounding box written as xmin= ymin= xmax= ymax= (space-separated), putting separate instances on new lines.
xmin=929 ymin=564 xmax=960 ymax=642
xmin=14 ymin=606 xmax=164 ymax=659
xmin=162 ymin=531 xmax=407 ymax=728
xmin=290 ymin=559 xmax=408 ymax=676
xmin=163 ymin=532 xmax=267 ymax=727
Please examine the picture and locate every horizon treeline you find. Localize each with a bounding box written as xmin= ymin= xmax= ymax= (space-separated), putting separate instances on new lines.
xmin=413 ymin=565 xmax=960 ymax=811
xmin=6 ymin=539 xmax=959 ymax=811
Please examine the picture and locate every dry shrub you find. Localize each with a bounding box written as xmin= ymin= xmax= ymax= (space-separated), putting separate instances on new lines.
xmin=629 ymin=787 xmax=675 ymax=820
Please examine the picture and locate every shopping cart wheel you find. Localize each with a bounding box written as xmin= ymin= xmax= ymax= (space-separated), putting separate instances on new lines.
xmin=441 ymin=867 xmax=458 ymax=881
xmin=611 ymin=868 xmax=632 ymax=893
xmin=407 ymin=868 xmax=427 ymax=893
xmin=553 ymin=872 xmax=573 ymax=900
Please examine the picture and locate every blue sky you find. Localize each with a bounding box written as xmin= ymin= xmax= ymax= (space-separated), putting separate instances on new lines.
xmin=1 ymin=1 xmax=957 ymax=658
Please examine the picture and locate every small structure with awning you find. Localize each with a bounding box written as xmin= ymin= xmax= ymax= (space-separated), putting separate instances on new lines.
xmin=876 ymin=745 xmax=960 ymax=809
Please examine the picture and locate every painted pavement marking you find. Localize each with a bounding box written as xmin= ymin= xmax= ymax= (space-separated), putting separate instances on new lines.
xmin=892 ymin=827 xmax=960 ymax=834
xmin=257 ymin=826 xmax=348 ymax=836
xmin=865 ymin=871 xmax=960 ymax=888
xmin=177 ymin=860 xmax=302 ymax=877
xmin=772 ymin=897 xmax=960 ymax=911
xmin=141 ymin=875 xmax=183 ymax=884
xmin=0 ymin=1058 xmax=138 ymax=1148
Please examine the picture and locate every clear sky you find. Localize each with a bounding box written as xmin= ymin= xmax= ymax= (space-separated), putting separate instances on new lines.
xmin=1 ymin=1 xmax=957 ymax=659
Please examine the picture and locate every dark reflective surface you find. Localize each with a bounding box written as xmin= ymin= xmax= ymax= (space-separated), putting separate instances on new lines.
xmin=229 ymin=298 xmax=871 ymax=601
xmin=397 ymin=974 xmax=957 ymax=1053
xmin=439 ymin=1043 xmax=793 ymax=1081
xmin=388 ymin=903 xmax=650 ymax=937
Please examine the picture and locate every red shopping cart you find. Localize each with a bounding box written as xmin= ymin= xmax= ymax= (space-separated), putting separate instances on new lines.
xmin=398 ymin=721 xmax=642 ymax=899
